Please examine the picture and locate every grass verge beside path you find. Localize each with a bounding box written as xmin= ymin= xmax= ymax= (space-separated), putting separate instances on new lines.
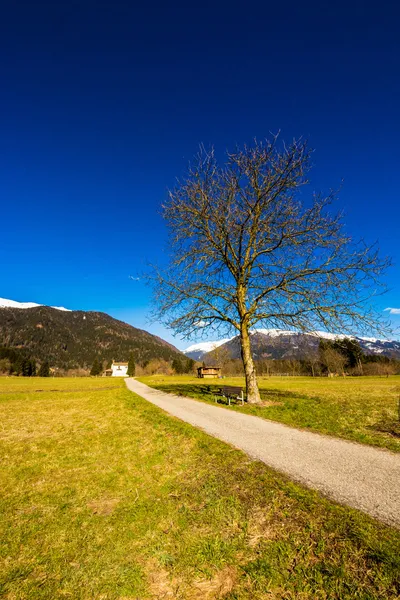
xmin=0 ymin=377 xmax=399 ymax=599
xmin=139 ymin=375 xmax=400 ymax=452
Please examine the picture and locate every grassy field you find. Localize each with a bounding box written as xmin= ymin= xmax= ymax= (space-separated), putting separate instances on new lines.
xmin=138 ymin=375 xmax=400 ymax=452
xmin=1 ymin=378 xmax=400 ymax=599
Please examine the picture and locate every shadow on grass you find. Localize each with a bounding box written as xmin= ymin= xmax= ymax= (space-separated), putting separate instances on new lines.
xmin=157 ymin=380 xmax=310 ymax=400
xmin=151 ymin=382 xmax=310 ymax=404
xmin=368 ymin=420 xmax=400 ymax=439
xmin=0 ymin=386 xmax=117 ymax=395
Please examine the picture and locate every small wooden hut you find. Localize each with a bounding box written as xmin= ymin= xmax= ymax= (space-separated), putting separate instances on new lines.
xmin=197 ymin=366 xmax=221 ymax=379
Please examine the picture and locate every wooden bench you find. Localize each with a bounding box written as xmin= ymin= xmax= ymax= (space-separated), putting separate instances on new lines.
xmin=213 ymin=385 xmax=246 ymax=406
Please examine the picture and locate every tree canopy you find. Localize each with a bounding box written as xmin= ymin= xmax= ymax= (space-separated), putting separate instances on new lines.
xmin=38 ymin=361 xmax=50 ymax=377
xmin=127 ymin=352 xmax=136 ymax=377
xmin=90 ymin=358 xmax=102 ymax=376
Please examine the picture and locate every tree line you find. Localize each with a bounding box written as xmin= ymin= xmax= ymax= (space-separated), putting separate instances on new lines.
xmin=3 ymin=342 xmax=396 ymax=379
xmin=209 ymin=339 xmax=399 ymax=378
xmin=0 ymin=347 xmax=196 ymax=378
xmin=0 ymin=347 xmax=50 ymax=376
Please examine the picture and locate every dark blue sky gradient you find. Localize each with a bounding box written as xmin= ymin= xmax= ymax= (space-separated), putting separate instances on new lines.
xmin=1 ymin=1 xmax=399 ymax=347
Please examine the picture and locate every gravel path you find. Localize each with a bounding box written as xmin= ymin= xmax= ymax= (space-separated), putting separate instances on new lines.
xmin=125 ymin=378 xmax=400 ymax=527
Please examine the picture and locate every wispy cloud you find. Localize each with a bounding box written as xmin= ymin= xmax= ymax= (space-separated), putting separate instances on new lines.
xmin=384 ymin=307 xmax=400 ymax=315
xmin=194 ymin=320 xmax=209 ymax=327
xmin=128 ymin=275 xmax=140 ymax=281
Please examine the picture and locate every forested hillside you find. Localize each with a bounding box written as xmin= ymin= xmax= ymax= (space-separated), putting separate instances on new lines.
xmin=0 ymin=306 xmax=183 ymax=370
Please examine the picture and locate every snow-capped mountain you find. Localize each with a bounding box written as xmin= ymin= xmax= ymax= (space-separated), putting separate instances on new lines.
xmin=183 ymin=337 xmax=234 ymax=361
xmin=183 ymin=329 xmax=400 ymax=360
xmin=0 ymin=297 xmax=71 ymax=312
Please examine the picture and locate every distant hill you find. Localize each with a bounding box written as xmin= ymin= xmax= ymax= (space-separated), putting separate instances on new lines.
xmin=0 ymin=302 xmax=183 ymax=369
xmin=183 ymin=329 xmax=400 ymax=362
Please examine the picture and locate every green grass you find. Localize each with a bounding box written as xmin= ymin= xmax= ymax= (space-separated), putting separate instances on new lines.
xmin=138 ymin=374 xmax=400 ymax=452
xmin=0 ymin=377 xmax=399 ymax=599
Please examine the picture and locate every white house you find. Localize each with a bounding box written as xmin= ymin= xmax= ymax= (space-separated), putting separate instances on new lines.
xmin=110 ymin=361 xmax=129 ymax=377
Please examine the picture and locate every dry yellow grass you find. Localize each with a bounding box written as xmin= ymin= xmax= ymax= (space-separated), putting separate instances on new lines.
xmin=1 ymin=377 xmax=399 ymax=599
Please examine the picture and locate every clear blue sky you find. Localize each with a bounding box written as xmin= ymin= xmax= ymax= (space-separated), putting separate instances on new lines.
xmin=1 ymin=1 xmax=399 ymax=348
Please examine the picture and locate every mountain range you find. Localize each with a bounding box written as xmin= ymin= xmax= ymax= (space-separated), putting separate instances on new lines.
xmin=0 ymin=298 xmax=183 ymax=369
xmin=2 ymin=297 xmax=399 ymax=369
xmin=183 ymin=329 xmax=400 ymax=361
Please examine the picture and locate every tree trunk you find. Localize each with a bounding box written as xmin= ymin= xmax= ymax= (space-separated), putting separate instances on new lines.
xmin=239 ymin=323 xmax=261 ymax=404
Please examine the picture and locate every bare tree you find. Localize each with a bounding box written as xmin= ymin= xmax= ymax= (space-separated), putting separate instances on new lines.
xmin=320 ymin=347 xmax=347 ymax=376
xmin=304 ymin=353 xmax=322 ymax=377
xmin=207 ymin=343 xmax=231 ymax=369
xmin=287 ymin=358 xmax=301 ymax=377
xmin=150 ymin=136 xmax=390 ymax=403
